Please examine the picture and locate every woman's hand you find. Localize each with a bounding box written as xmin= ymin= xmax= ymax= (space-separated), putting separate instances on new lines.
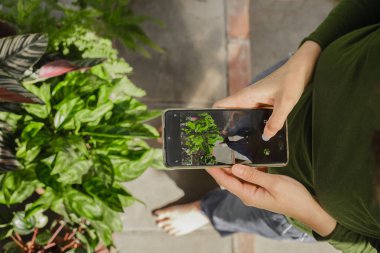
xmin=214 ymin=41 xmax=321 ymax=140
xmin=207 ymin=165 xmax=337 ymax=237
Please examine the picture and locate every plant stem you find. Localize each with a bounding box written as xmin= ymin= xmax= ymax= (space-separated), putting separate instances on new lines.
xmin=47 ymin=221 xmax=65 ymax=245
xmin=15 ymin=232 xmax=22 ymax=242
xmin=11 ymin=235 xmax=26 ymax=251
xmin=67 ymin=227 xmax=77 ymax=240
xmin=43 ymin=242 xmax=56 ymax=250
xmin=61 ymin=240 xmax=77 ymax=252
xmin=30 ymin=228 xmax=39 ymax=246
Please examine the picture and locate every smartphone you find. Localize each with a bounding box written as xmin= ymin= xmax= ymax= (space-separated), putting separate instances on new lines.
xmin=163 ymin=108 xmax=288 ymax=168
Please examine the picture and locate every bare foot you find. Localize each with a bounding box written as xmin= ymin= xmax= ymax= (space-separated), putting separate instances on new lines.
xmin=153 ymin=201 xmax=210 ymax=236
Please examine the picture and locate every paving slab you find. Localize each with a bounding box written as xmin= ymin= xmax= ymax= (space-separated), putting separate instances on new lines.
xmin=122 ymin=0 xmax=228 ymax=108
xmin=114 ymin=229 xmax=232 ymax=253
xmin=254 ymin=236 xmax=340 ymax=253
xmin=249 ymin=0 xmax=334 ymax=77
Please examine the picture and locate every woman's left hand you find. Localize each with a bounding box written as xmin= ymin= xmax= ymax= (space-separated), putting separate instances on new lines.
xmin=207 ymin=165 xmax=337 ymax=237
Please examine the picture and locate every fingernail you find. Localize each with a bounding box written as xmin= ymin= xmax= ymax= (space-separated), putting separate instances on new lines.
xmin=262 ymin=134 xmax=270 ymax=142
xmin=233 ymin=165 xmax=244 ymax=176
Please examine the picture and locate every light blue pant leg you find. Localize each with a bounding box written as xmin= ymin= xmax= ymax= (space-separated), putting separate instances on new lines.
xmin=200 ymin=189 xmax=315 ymax=242
xmin=200 ymin=55 xmax=315 ymax=242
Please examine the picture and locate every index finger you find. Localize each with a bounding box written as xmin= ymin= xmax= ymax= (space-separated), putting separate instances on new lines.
xmin=213 ymin=85 xmax=271 ymax=108
xmin=206 ymin=167 xmax=244 ymax=196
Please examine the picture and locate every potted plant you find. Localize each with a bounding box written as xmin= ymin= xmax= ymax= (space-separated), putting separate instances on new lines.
xmin=0 ymin=1 xmax=164 ymax=252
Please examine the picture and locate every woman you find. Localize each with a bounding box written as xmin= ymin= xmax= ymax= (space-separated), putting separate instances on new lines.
xmin=154 ymin=0 xmax=380 ymax=252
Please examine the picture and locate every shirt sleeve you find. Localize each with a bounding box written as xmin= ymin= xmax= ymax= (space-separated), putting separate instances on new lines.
xmin=303 ymin=0 xmax=380 ymax=49
xmin=312 ymin=223 xmax=380 ymax=253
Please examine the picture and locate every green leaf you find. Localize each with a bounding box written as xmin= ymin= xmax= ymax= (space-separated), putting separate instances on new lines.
xmin=21 ymin=121 xmax=44 ymax=140
xmin=64 ymin=189 xmax=103 ymax=220
xmin=0 ymin=33 xmax=48 ymax=79
xmin=23 ymin=82 xmax=51 ymax=105
xmin=16 ymin=142 xmax=41 ymax=163
xmin=0 ymin=225 xmax=12 ymax=240
xmin=0 ymin=111 xmax=21 ymax=128
xmin=92 ymin=154 xmax=114 ymax=187
xmin=54 ymin=97 xmax=83 ymax=128
xmin=25 ymin=187 xmax=56 ymax=218
xmin=35 ymin=163 xmax=61 ymax=191
xmin=83 ymin=177 xmax=123 ymax=212
xmin=109 ymin=77 xmax=145 ymax=102
xmin=51 ymin=150 xmax=91 ymax=184
xmin=112 ymin=149 xmax=162 ymax=181
xmin=74 ymin=102 xmax=113 ymax=126
xmin=35 ymin=230 xmax=51 ymax=245
xmin=91 ymin=220 xmax=113 ymax=247
xmin=12 ymin=211 xmax=35 ymax=235
xmin=23 ymin=103 xmax=49 ymax=119
xmin=3 ymin=242 xmax=24 ymax=253
xmin=82 ymin=124 xmax=159 ymax=138
xmin=0 ymin=170 xmax=38 ymax=205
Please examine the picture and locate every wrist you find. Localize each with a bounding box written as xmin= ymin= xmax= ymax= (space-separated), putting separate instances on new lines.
xmin=286 ymin=41 xmax=322 ymax=82
xmin=298 ymin=202 xmax=337 ymax=237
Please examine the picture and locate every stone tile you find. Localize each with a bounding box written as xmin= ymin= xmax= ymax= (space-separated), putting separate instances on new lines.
xmin=250 ymin=0 xmax=334 ymax=77
xmin=120 ymin=167 xmax=219 ymax=231
xmin=228 ymin=41 xmax=252 ymax=94
xmin=254 ymin=236 xmax=340 ymax=253
xmin=232 ymin=233 xmax=255 ymax=253
xmin=120 ymin=168 xmax=184 ymax=230
xmin=114 ymin=229 xmax=232 ymax=253
xmin=123 ymin=0 xmax=228 ymax=108
xmin=227 ymin=0 xmax=250 ymax=40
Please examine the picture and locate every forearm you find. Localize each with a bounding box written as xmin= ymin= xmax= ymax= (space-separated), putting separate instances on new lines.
xmin=297 ymin=200 xmax=337 ymax=237
xmin=285 ymin=40 xmax=322 ymax=86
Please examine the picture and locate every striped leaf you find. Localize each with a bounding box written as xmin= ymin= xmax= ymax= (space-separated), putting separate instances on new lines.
xmin=70 ymin=58 xmax=106 ymax=69
xmin=0 ymin=33 xmax=48 ymax=79
xmin=0 ymin=121 xmax=19 ymax=173
xmin=23 ymin=57 xmax=106 ymax=82
xmin=0 ymin=71 xmax=42 ymax=104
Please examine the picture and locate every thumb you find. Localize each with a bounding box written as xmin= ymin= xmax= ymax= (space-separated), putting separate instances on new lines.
xmin=231 ymin=164 xmax=273 ymax=188
xmin=262 ymin=100 xmax=292 ymax=140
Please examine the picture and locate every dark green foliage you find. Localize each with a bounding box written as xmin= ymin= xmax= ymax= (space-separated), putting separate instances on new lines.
xmin=0 ymin=0 xmax=164 ymax=57
xmin=182 ymin=113 xmax=223 ymax=165
xmin=0 ymin=1 xmax=164 ymax=250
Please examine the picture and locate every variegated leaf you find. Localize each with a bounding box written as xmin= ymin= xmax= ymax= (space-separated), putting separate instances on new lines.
xmin=0 ymin=33 xmax=48 ymax=79
xmin=71 ymin=58 xmax=106 ymax=70
xmin=0 ymin=121 xmax=19 ymax=173
xmin=23 ymin=57 xmax=106 ymax=82
xmin=0 ymin=71 xmax=42 ymax=104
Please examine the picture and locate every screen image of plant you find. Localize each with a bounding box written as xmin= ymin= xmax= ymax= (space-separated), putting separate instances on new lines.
xmin=0 ymin=0 xmax=164 ymax=252
xmin=181 ymin=113 xmax=223 ymax=165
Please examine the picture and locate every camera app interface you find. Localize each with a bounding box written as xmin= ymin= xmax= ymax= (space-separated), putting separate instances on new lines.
xmin=178 ymin=110 xmax=286 ymax=166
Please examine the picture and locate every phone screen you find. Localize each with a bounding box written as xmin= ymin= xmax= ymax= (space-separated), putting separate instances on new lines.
xmin=164 ymin=109 xmax=288 ymax=167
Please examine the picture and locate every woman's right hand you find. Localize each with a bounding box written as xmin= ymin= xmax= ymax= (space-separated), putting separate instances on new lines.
xmin=214 ymin=40 xmax=322 ymax=140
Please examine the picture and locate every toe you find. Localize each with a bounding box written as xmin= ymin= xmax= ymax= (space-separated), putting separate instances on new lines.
xmin=153 ymin=208 xmax=172 ymax=219
xmin=163 ymin=224 xmax=174 ymax=233
xmin=156 ymin=218 xmax=171 ymax=229
xmin=167 ymin=227 xmax=178 ymax=236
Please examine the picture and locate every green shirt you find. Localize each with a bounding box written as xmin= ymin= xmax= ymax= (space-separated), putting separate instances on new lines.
xmin=271 ymin=0 xmax=380 ymax=252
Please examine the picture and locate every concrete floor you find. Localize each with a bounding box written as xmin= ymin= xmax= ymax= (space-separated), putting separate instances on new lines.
xmin=115 ymin=0 xmax=341 ymax=252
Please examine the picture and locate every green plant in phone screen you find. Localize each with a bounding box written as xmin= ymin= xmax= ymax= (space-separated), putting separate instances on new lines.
xmin=182 ymin=113 xmax=223 ymax=165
